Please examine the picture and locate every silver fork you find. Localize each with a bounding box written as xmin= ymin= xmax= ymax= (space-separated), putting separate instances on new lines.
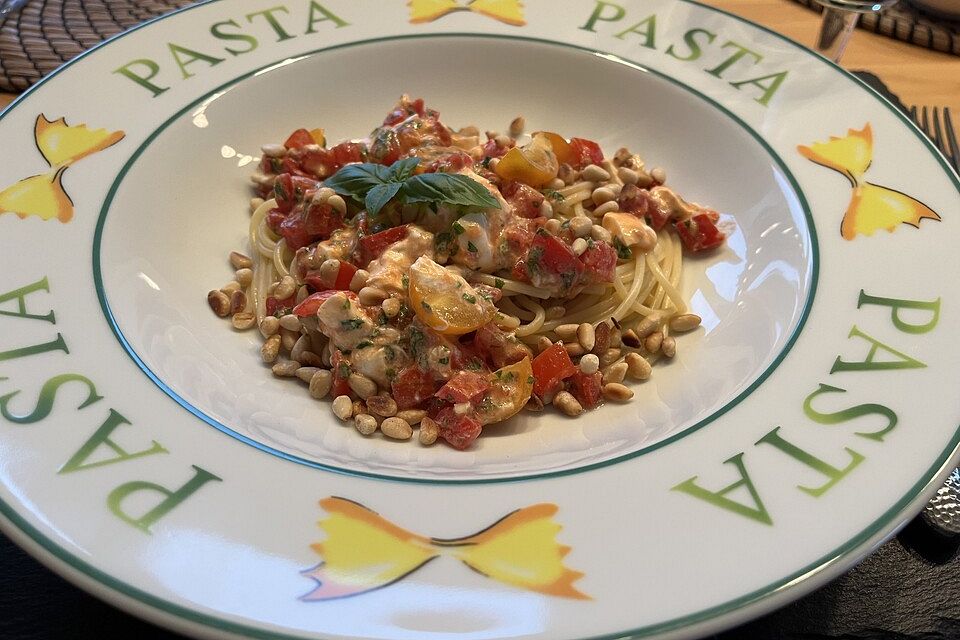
xmin=910 ymin=105 xmax=960 ymax=175
xmin=0 ymin=0 xmax=28 ymax=20
xmin=908 ymin=104 xmax=960 ymax=536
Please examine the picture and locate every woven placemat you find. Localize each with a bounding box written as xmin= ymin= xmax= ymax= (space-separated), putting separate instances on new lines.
xmin=0 ymin=0 xmax=195 ymax=93
xmin=792 ymin=0 xmax=960 ymax=55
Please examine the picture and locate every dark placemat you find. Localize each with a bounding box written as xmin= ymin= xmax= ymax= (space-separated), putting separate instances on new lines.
xmin=791 ymin=0 xmax=960 ymax=55
xmin=0 ymin=0 xmax=195 ymax=93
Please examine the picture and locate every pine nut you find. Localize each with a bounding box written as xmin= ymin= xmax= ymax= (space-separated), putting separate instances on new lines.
xmin=348 ymin=372 xmax=377 ymax=399
xmin=327 ymin=194 xmax=347 ymax=215
xmin=296 ymin=366 xmax=319 ymax=383
xmin=621 ymin=328 xmax=641 ymax=348
xmin=593 ymin=321 xmax=611 ymax=354
xmin=594 ymin=201 xmax=619 ymax=216
xmin=577 ymin=322 xmax=595 ymax=352
xmin=296 ymin=285 xmax=309 ymax=304
xmin=280 ymin=328 xmax=298 ymax=352
xmin=235 ymin=268 xmax=253 ymax=288
xmin=494 ymin=134 xmax=512 ymax=147
xmin=232 ymin=312 xmax=256 ymax=330
xmin=645 ymin=331 xmax=663 ymax=353
xmin=220 ymin=280 xmax=237 ymax=294
xmin=396 ymin=409 xmax=425 ymax=425
xmin=669 ymin=313 xmax=702 ymax=333
xmin=332 ymin=395 xmax=353 ymax=420
xmin=625 ymin=352 xmax=652 ymax=380
xmin=299 ymin=351 xmax=323 ymax=367
xmin=290 ymin=335 xmax=311 ymax=363
xmin=536 ymin=336 xmax=553 ymax=353
xmin=272 ymin=360 xmax=299 ymax=377
xmin=600 ymin=348 xmax=622 ymax=367
xmin=602 ymin=382 xmax=634 ymax=401
xmin=592 ymin=186 xmax=616 ymax=205
xmin=279 ymin=314 xmax=301 ymax=332
xmin=661 ymin=336 xmax=677 ymax=358
xmin=309 ymin=370 xmax=332 ymax=399
xmin=259 ymin=315 xmax=280 ymax=337
xmin=359 ymin=286 xmax=388 ymax=306
xmin=590 ymin=224 xmax=612 ymax=244
xmin=381 ymin=417 xmax=413 ymax=440
xmin=581 ymin=164 xmax=610 ymax=182
xmin=579 ymin=353 xmax=600 ymax=375
xmin=602 ymin=361 xmax=628 ymax=384
xmin=382 ymin=297 xmax=401 ymax=318
xmin=545 ymin=218 xmax=562 ymax=235
xmin=555 ymin=324 xmax=578 ymax=340
xmin=274 ymin=275 xmax=296 ymax=300
xmin=349 ymin=269 xmax=369 ymax=292
xmin=617 ymin=167 xmax=639 ymax=185
xmin=546 ymin=305 xmax=566 ymax=320
xmin=366 ymin=394 xmax=398 ymax=417
xmin=207 ymin=290 xmax=231 ymax=317
xmin=249 ymin=198 xmax=264 ymax=214
xmin=229 ymin=290 xmax=247 ymax=314
xmin=547 ymin=178 xmax=566 ymax=190
xmin=419 ymin=417 xmax=439 ymax=445
xmin=230 ymin=251 xmax=253 ymax=270
xmin=572 ymin=238 xmax=588 ymax=256
xmin=553 ymin=391 xmax=583 ymax=416
xmin=261 ymin=335 xmax=281 ymax=363
xmin=565 ymin=342 xmax=585 ymax=358
xmin=509 ymin=116 xmax=525 ymax=137
xmin=570 ymin=215 xmax=593 ymax=238
xmin=635 ymin=316 xmax=661 ymax=339
xmin=609 ymin=328 xmax=622 ymax=348
xmin=352 ymin=400 xmax=367 ymax=416
xmin=539 ymin=200 xmax=554 ymax=218
xmin=318 ymin=259 xmax=340 ymax=289
xmin=314 ymin=187 xmax=335 ymax=203
xmin=636 ymin=171 xmax=654 ymax=188
xmin=651 ymin=167 xmax=667 ymax=184
xmin=354 ymin=414 xmax=378 ymax=435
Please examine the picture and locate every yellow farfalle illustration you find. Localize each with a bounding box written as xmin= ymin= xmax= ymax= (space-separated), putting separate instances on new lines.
xmin=798 ymin=123 xmax=941 ymax=240
xmin=0 ymin=114 xmax=125 ymax=223
xmin=407 ymin=0 xmax=526 ymax=25
xmin=302 ymin=497 xmax=589 ymax=600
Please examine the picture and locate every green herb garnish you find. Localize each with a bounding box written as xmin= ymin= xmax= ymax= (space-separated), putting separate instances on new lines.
xmin=462 ymin=293 xmax=477 ymax=304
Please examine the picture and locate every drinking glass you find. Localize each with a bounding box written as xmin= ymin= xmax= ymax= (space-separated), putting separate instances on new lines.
xmin=814 ymin=0 xmax=898 ymax=61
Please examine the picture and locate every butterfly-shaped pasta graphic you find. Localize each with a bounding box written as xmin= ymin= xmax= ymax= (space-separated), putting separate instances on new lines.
xmin=302 ymin=497 xmax=589 ymax=600
xmin=798 ymin=124 xmax=940 ymax=240
xmin=407 ymin=0 xmax=526 ymax=25
xmin=0 ymin=115 xmax=125 ymax=223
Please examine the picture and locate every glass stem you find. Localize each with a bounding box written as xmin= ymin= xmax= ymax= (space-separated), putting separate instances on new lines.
xmin=816 ymin=7 xmax=860 ymax=62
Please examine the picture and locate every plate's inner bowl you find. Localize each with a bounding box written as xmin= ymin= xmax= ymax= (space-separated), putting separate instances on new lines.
xmin=98 ymin=36 xmax=814 ymax=480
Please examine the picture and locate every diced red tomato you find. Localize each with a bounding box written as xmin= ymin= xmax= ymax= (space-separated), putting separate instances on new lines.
xmin=420 ymin=150 xmax=473 ymax=174
xmin=568 ymin=137 xmax=604 ymax=169
xmin=569 ymin=370 xmax=603 ymax=409
xmin=266 ymin=294 xmax=297 ymax=317
xmin=392 ymin=366 xmax=437 ymax=409
xmin=528 ymin=233 xmax=584 ymax=288
xmin=368 ymin=127 xmax=402 ymax=165
xmin=482 ymin=138 xmax=511 ymax=159
xmin=331 ymin=142 xmax=365 ymax=167
xmin=383 ymin=96 xmax=427 ymax=126
xmin=331 ymin=350 xmax=352 ymax=397
xmin=435 ymin=406 xmax=483 ymax=450
xmin=675 ymin=213 xmax=726 ymax=252
xmin=284 ymin=128 xmax=315 ymax=149
xmin=579 ymin=241 xmax=617 ymax=284
xmin=333 ymin=261 xmax=358 ymax=290
xmin=358 ymin=225 xmax=409 ymax=264
xmin=474 ymin=323 xmax=533 ymax=369
xmin=435 ymin=371 xmax=491 ymax=404
xmin=278 ymin=202 xmax=344 ymax=250
xmin=501 ymin=182 xmax=545 ymax=219
xmin=272 ymin=174 xmax=318 ymax=214
xmin=531 ymin=343 xmax=577 ymax=397
xmin=292 ymin=290 xmax=357 ymax=317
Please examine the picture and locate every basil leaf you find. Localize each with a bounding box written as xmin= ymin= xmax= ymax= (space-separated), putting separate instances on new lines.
xmin=389 ymin=157 xmax=420 ymax=182
xmin=402 ymin=173 xmax=501 ymax=210
xmin=323 ymin=163 xmax=392 ymax=202
xmin=365 ymin=182 xmax=403 ymax=217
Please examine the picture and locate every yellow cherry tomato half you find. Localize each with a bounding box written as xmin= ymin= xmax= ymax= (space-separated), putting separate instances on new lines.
xmin=535 ymin=131 xmax=575 ymax=166
xmin=480 ymin=357 xmax=534 ymax=425
xmin=409 ymin=256 xmax=496 ymax=336
xmin=494 ymin=133 xmax=559 ymax=187
xmin=309 ymin=128 xmax=326 ymax=146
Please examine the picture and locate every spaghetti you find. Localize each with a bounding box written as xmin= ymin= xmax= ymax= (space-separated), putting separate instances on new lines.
xmin=208 ymin=96 xmax=729 ymax=450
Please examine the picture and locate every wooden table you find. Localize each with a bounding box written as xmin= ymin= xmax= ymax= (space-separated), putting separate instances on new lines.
xmin=0 ymin=0 xmax=957 ymax=112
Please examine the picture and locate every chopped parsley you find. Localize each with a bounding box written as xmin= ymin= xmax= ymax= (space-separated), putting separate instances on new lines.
xmin=452 ymin=221 xmax=465 ymax=235
xmin=543 ymin=189 xmax=565 ymax=202
xmin=401 ymin=274 xmax=409 ymax=289
xmin=421 ymin=300 xmax=432 ymax=312
xmin=462 ymin=293 xmax=477 ymax=304
xmin=613 ymin=237 xmax=633 ymax=260
xmin=355 ymin=340 xmax=373 ymax=350
xmin=340 ymin=318 xmax=365 ymax=331
xmin=438 ymin=357 xmax=450 ymax=365
xmin=466 ymin=358 xmax=484 ymax=371
xmin=467 ymin=241 xmax=478 ymax=253
xmin=494 ymin=277 xmax=505 ymax=289
xmin=337 ymin=363 xmax=350 ymax=378
xmin=527 ymin=375 xmax=535 ymax=385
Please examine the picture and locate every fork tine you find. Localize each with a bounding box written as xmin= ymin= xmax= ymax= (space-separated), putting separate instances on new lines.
xmin=942 ymin=107 xmax=960 ymax=174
